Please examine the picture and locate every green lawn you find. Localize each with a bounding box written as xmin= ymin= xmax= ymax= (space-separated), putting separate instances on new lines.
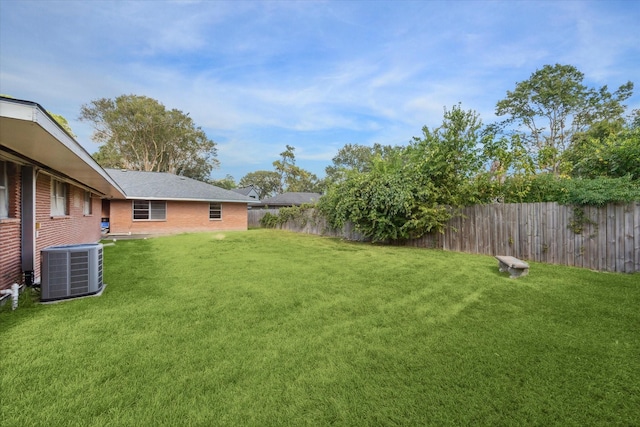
xmin=1 ymin=229 xmax=639 ymax=426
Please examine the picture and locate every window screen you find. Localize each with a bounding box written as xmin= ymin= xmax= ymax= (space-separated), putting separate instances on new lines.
xmin=0 ymin=161 xmax=7 ymax=218
xmin=133 ymin=200 xmax=166 ymax=220
xmin=51 ymin=179 xmax=68 ymax=216
xmin=209 ymin=202 xmax=222 ymax=219
xmin=83 ymin=191 xmax=92 ymax=215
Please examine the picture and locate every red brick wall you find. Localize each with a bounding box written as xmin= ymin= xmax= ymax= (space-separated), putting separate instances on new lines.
xmin=0 ymin=220 xmax=21 ymax=288
xmin=34 ymin=174 xmax=102 ymax=282
xmin=0 ymin=162 xmax=22 ymax=289
xmin=0 ymin=168 xmax=102 ymax=289
xmin=108 ymin=200 xmax=248 ymax=235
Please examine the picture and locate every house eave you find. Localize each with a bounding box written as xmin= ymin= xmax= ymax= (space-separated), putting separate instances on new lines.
xmin=0 ymin=97 xmax=125 ymax=198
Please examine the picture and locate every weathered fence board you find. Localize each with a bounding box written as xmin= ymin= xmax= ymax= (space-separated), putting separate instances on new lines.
xmin=625 ymin=204 xmax=635 ymax=273
xmin=589 ymin=207 xmax=596 ymax=270
xmin=248 ymin=208 xmax=279 ymax=227
xmin=615 ymin=204 xmax=625 ymax=272
xmin=251 ymin=203 xmax=639 ymax=273
xmin=596 ymin=206 xmax=606 ymax=271
xmin=635 ymin=202 xmax=640 ymax=271
xmin=606 ymin=205 xmax=615 ymax=272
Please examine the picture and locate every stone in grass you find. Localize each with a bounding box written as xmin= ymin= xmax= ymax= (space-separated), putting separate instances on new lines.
xmin=495 ymin=255 xmax=529 ymax=278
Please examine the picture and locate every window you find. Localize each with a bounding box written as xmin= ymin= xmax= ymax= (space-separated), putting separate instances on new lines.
xmin=0 ymin=161 xmax=7 ymax=218
xmin=133 ymin=200 xmax=166 ymax=220
xmin=51 ymin=179 xmax=68 ymax=216
xmin=209 ymin=202 xmax=222 ymax=220
xmin=83 ymin=191 xmax=92 ymax=215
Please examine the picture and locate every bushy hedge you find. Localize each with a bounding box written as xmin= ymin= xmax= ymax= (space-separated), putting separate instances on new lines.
xmin=471 ymin=174 xmax=640 ymax=206
xmin=259 ymin=205 xmax=316 ymax=228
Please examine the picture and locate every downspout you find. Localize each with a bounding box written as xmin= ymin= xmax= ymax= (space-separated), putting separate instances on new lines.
xmin=21 ymin=165 xmax=36 ymax=286
xmin=0 ymin=283 xmax=20 ymax=310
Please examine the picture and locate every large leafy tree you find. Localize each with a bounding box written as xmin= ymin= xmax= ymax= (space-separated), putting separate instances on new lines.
xmin=239 ymin=171 xmax=281 ymax=199
xmin=240 ymin=146 xmax=321 ymax=198
xmin=495 ymin=64 xmax=633 ymax=175
xmin=285 ymin=167 xmax=321 ymax=193
xmin=324 ymin=143 xmax=397 ymax=185
xmin=272 ymin=145 xmax=320 ymax=193
xmin=209 ymin=174 xmax=236 ymax=190
xmin=563 ymin=111 xmax=640 ymax=180
xmin=80 ymin=94 xmax=218 ymax=181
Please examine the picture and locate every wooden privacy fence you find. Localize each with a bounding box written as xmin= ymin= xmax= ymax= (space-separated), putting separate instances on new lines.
xmin=249 ymin=203 xmax=640 ymax=273
xmin=435 ymin=202 xmax=639 ymax=273
xmin=248 ymin=208 xmax=279 ymax=227
xmin=248 ymin=208 xmax=365 ymax=241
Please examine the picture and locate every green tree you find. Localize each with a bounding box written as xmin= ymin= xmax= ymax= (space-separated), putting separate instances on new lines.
xmin=408 ymin=103 xmax=486 ymax=206
xmin=79 ymin=94 xmax=218 ymax=181
xmin=272 ymin=145 xmax=320 ymax=193
xmin=239 ymin=170 xmax=281 ymax=199
xmin=272 ymin=145 xmax=296 ymax=194
xmin=285 ymin=166 xmax=321 ymax=193
xmin=209 ymin=175 xmax=236 ymax=190
xmin=320 ymin=105 xmax=485 ymax=242
xmin=49 ymin=113 xmax=76 ymax=137
xmin=564 ymin=117 xmax=640 ymax=180
xmin=495 ymin=64 xmax=633 ymax=175
xmin=324 ymin=143 xmax=397 ymax=185
xmin=319 ymin=147 xmax=452 ymax=242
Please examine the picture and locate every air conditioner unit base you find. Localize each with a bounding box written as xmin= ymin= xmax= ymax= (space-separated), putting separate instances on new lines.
xmin=40 ymin=284 xmax=107 ymax=304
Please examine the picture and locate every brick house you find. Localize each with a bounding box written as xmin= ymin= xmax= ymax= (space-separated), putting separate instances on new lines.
xmin=0 ymin=97 xmax=125 ymax=291
xmin=104 ymin=169 xmax=255 ymax=235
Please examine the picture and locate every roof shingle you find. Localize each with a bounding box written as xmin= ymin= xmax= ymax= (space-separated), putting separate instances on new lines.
xmin=105 ymin=169 xmax=255 ymax=203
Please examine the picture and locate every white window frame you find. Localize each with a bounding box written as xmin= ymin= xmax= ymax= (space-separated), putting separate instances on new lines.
xmin=209 ymin=202 xmax=222 ymax=220
xmin=0 ymin=161 xmax=8 ymax=218
xmin=133 ymin=200 xmax=166 ymax=221
xmin=83 ymin=191 xmax=92 ymax=215
xmin=51 ymin=179 xmax=68 ymax=216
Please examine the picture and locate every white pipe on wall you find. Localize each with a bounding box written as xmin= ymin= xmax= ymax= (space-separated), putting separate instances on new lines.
xmin=0 ymin=283 xmax=20 ymax=310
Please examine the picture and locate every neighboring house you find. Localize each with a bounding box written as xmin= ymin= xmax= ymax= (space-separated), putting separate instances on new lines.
xmin=0 ymin=97 xmax=125 ymax=291
xmin=232 ymin=185 xmax=260 ymax=201
xmin=253 ymin=192 xmax=322 ymax=208
xmin=104 ymin=169 xmax=256 ymax=235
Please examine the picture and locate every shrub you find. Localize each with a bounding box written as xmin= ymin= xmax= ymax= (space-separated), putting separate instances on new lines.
xmin=259 ymin=205 xmax=317 ymax=229
xmin=478 ymin=174 xmax=640 ymax=206
xmin=259 ymin=212 xmax=280 ymax=228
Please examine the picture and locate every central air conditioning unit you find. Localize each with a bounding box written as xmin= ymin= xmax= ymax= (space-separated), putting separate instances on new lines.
xmin=41 ymin=243 xmax=103 ymax=302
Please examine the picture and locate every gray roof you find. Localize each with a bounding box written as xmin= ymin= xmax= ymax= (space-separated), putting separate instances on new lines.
xmin=105 ymin=169 xmax=255 ymax=203
xmin=232 ymin=186 xmax=256 ymax=196
xmin=258 ymin=192 xmax=322 ymax=206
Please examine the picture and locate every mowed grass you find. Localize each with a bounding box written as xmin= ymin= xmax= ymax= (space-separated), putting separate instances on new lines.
xmin=1 ymin=229 xmax=639 ymax=426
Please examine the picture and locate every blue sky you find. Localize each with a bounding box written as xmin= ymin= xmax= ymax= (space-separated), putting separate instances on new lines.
xmin=1 ymin=0 xmax=639 ymax=182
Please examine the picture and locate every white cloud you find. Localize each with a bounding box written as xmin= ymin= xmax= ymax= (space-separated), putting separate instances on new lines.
xmin=2 ymin=0 xmax=639 ymax=181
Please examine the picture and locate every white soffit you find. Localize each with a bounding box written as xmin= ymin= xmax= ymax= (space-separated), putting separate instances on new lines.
xmin=0 ymin=98 xmax=125 ymax=198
